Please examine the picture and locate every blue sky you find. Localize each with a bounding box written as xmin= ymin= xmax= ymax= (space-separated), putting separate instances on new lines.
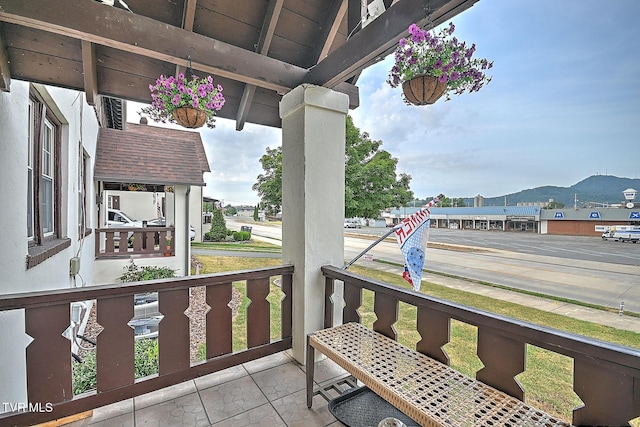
xmin=127 ymin=0 xmax=640 ymax=206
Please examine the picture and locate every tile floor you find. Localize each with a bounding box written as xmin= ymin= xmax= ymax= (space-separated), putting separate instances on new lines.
xmin=64 ymin=351 xmax=353 ymax=427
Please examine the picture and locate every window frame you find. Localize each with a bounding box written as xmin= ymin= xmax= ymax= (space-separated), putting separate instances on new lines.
xmin=26 ymin=87 xmax=70 ymax=269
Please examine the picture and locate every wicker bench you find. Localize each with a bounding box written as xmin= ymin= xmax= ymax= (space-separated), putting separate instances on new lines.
xmin=306 ymin=322 xmax=569 ymax=427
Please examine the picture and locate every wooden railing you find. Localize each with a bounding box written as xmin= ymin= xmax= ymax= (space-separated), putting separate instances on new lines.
xmin=0 ymin=265 xmax=293 ymax=426
xmin=95 ymin=226 xmax=174 ymax=257
xmin=321 ymin=265 xmax=640 ymax=426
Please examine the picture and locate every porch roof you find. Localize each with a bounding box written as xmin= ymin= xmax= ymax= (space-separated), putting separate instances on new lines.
xmin=94 ymin=122 xmax=210 ymax=187
xmin=0 ymin=0 xmax=479 ymax=130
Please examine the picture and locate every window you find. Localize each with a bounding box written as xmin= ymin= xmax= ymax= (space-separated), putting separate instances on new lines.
xmin=26 ymin=89 xmax=70 ymax=268
xmin=78 ymin=149 xmax=89 ymax=237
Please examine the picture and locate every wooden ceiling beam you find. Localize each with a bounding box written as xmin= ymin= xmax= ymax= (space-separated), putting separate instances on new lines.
xmin=0 ymin=0 xmax=305 ymax=93
xmin=307 ymin=0 xmax=479 ymax=88
xmin=312 ymin=0 xmax=347 ymax=64
xmin=175 ymin=0 xmax=198 ymax=77
xmin=81 ymin=40 xmax=97 ymax=105
xmin=236 ymin=0 xmax=284 ymax=131
xmin=0 ymin=24 xmax=11 ymax=92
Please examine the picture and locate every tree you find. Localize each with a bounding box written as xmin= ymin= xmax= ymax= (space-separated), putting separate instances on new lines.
xmin=436 ymin=196 xmax=466 ymax=207
xmin=224 ymin=204 xmax=237 ymax=216
xmin=252 ymin=147 xmax=282 ymax=216
xmin=345 ymin=116 xmax=414 ymax=218
xmin=207 ymin=209 xmax=227 ymax=241
xmin=253 ymin=205 xmax=259 ymax=221
xmin=252 ymin=116 xmax=414 ymax=218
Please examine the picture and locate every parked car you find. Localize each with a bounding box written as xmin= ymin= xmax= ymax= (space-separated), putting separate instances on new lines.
xmin=344 ymin=219 xmax=361 ymax=229
xmin=146 ymin=217 xmax=196 ymax=241
xmin=107 ymin=209 xmax=142 ymax=227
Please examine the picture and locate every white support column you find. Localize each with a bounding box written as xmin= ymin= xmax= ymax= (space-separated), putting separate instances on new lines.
xmin=280 ymin=84 xmax=349 ymax=364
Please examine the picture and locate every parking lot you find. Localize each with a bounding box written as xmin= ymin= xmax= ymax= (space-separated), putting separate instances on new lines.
xmin=355 ymin=227 xmax=640 ymax=266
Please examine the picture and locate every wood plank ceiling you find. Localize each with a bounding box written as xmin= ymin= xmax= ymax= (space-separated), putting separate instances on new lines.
xmin=0 ymin=0 xmax=478 ymax=130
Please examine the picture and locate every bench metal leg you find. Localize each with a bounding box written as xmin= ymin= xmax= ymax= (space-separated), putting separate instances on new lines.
xmin=306 ymin=335 xmax=315 ymax=408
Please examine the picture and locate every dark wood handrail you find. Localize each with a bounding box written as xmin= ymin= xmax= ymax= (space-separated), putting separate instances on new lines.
xmin=0 ymin=266 xmax=294 ymax=311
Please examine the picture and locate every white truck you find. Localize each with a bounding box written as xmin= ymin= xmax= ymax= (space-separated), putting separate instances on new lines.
xmin=601 ymin=226 xmax=640 ymax=243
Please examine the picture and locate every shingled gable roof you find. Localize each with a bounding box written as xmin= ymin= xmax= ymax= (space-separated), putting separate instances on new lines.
xmin=94 ymin=122 xmax=210 ymax=187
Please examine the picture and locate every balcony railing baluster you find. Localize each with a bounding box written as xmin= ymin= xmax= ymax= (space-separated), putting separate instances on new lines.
xmin=247 ymin=277 xmax=271 ymax=348
xmin=25 ymin=305 xmax=73 ymax=405
xmin=205 ymin=282 xmax=233 ymax=358
xmin=416 ymin=306 xmax=450 ymax=364
xmin=574 ymin=357 xmax=638 ymax=426
xmin=281 ymin=274 xmax=293 ymax=338
xmin=158 ymin=288 xmax=190 ymax=375
xmin=96 ymin=295 xmax=135 ymax=391
xmin=343 ymin=283 xmax=362 ymax=324
xmin=372 ymin=293 xmax=399 ymax=340
xmin=476 ymin=326 xmax=525 ymax=400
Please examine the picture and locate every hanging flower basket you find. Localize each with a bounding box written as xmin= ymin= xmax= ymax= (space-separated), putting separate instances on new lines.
xmin=139 ymin=73 xmax=225 ymax=129
xmin=401 ymin=74 xmax=447 ymax=106
xmin=172 ymin=106 xmax=207 ymax=129
xmin=388 ymin=23 xmax=493 ymax=106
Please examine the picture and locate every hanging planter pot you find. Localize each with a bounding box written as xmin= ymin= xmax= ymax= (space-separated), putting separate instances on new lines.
xmin=401 ymin=75 xmax=447 ymax=106
xmin=172 ymin=106 xmax=207 ymax=129
xmin=140 ymin=72 xmax=226 ymax=129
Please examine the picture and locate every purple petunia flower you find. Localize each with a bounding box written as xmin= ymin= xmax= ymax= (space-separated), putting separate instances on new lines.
xmin=438 ymin=73 xmax=448 ymax=83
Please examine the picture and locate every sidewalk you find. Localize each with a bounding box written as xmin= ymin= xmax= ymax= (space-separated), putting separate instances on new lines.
xmin=367 ymin=262 xmax=640 ymax=334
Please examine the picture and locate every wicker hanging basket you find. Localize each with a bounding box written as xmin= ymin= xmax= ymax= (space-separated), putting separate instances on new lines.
xmin=172 ymin=106 xmax=207 ymax=129
xmin=401 ymin=75 xmax=447 ymax=106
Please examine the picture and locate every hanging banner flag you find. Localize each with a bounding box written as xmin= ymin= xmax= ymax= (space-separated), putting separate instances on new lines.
xmin=394 ymin=195 xmax=441 ymax=291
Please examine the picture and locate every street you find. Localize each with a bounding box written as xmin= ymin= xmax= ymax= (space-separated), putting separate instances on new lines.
xmin=223 ymin=219 xmax=640 ymax=313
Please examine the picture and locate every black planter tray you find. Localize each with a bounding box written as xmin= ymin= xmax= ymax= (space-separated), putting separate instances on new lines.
xmin=328 ymin=386 xmax=419 ymax=427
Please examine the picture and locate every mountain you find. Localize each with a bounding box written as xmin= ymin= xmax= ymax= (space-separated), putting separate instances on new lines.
xmin=467 ymin=175 xmax=640 ymax=208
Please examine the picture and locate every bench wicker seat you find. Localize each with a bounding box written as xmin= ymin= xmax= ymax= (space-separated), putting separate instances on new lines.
xmin=306 ymin=322 xmax=569 ymax=427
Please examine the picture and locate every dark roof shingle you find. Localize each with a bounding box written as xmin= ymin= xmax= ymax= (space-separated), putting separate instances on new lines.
xmin=94 ymin=123 xmax=210 ymax=186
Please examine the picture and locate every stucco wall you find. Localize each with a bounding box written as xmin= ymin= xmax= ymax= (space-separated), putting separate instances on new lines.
xmin=0 ymin=82 xmax=99 ymax=410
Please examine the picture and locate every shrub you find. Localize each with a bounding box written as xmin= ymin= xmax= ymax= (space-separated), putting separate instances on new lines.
xmin=72 ymin=338 xmax=159 ymax=395
xmin=233 ymin=230 xmax=251 ymax=241
xmin=118 ymin=259 xmax=176 ymax=283
xmin=208 ymin=209 xmax=227 ymax=241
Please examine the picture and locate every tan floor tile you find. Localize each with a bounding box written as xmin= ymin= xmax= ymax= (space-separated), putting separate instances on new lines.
xmin=243 ymin=351 xmax=293 ymax=374
xmin=271 ymin=389 xmax=337 ymax=427
xmin=210 ymin=403 xmax=286 ymax=426
xmin=251 ymin=362 xmax=306 ymax=401
xmin=64 ymin=412 xmax=134 ymax=427
xmin=199 ymin=376 xmax=268 ymax=424
xmin=195 ymin=365 xmax=249 ymax=390
xmin=134 ymin=392 xmax=209 ymax=426
xmin=90 ymin=399 xmax=134 ymax=423
xmin=134 ymin=380 xmax=197 ymax=409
